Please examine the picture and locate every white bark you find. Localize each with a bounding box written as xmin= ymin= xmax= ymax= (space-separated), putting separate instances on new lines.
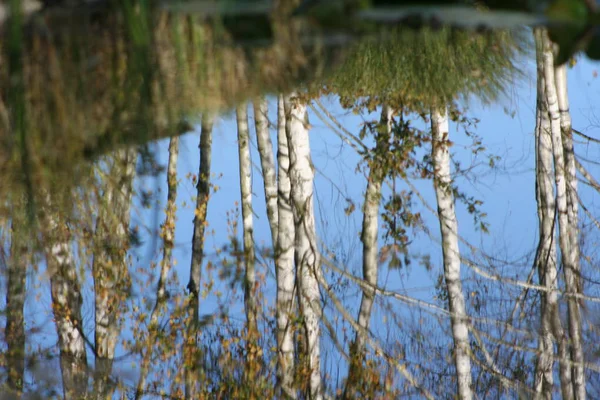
xmin=237 ymin=104 xmax=259 ymax=357
xmin=431 ymin=107 xmax=473 ymax=400
xmin=44 ymin=204 xmax=88 ymax=400
xmin=533 ymin=28 xmax=572 ymax=400
xmin=533 ymin=29 xmax=553 ymax=399
xmin=555 ymin=63 xmax=578 ymax=241
xmin=187 ymin=114 xmax=215 ymax=298
xmin=276 ymin=95 xmax=297 ymax=399
xmin=185 ymin=114 xmax=214 ymax=398
xmin=254 ymin=97 xmax=279 ymax=249
xmin=284 ymin=93 xmax=323 ymax=400
xmin=93 ymin=147 xmax=137 ymax=399
xmin=542 ymin=33 xmax=586 ymax=400
xmin=356 ymin=105 xmax=392 ymax=341
xmin=344 ymin=105 xmax=392 ymax=398
xmin=135 ymin=137 xmax=179 ymax=399
xmin=159 ymin=137 xmax=179 ymax=303
xmin=555 ymin=58 xmax=582 ymax=304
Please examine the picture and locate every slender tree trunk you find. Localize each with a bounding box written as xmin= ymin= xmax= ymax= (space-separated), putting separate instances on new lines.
xmin=556 ymin=58 xmax=582 ymax=308
xmin=430 ymin=107 xmax=473 ymax=400
xmin=541 ymin=32 xmax=586 ymax=400
xmin=135 ymin=137 xmax=179 ymax=399
xmin=237 ymin=104 xmax=260 ymax=390
xmin=557 ymin=63 xmax=586 ymax=400
xmin=42 ymin=202 xmax=88 ymax=400
xmin=533 ymin=28 xmax=573 ymax=400
xmin=556 ymin=64 xmax=584 ymax=310
xmin=185 ymin=114 xmax=214 ymax=398
xmin=343 ymin=105 xmax=392 ymax=399
xmin=93 ymin=148 xmax=137 ymax=399
xmin=533 ymin=28 xmax=554 ymax=400
xmin=284 ymin=93 xmax=323 ymax=400
xmin=5 ymin=217 xmax=27 ymax=396
xmin=555 ymin=65 xmax=579 ymax=271
xmin=555 ymin=50 xmax=583 ymax=314
xmin=276 ymin=94 xmax=297 ymax=399
xmin=253 ymin=97 xmax=279 ymax=248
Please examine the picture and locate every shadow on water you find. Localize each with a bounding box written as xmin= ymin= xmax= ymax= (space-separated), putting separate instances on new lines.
xmin=0 ymin=0 xmax=334 ymax=213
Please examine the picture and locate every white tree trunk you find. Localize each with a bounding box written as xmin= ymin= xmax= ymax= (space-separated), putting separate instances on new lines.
xmin=158 ymin=137 xmax=179 ymax=305
xmin=556 ymin=61 xmax=581 ymax=303
xmin=185 ymin=114 xmax=214 ymax=398
xmin=276 ymin=95 xmax=297 ymax=399
xmin=542 ymin=33 xmax=586 ymax=400
xmin=431 ymin=107 xmax=473 ymax=400
xmin=284 ymin=93 xmax=323 ymax=400
xmin=533 ymin=29 xmax=554 ymax=399
xmin=237 ymin=104 xmax=259 ymax=373
xmin=135 ymin=137 xmax=179 ymax=399
xmin=254 ymin=97 xmax=279 ymax=248
xmin=187 ymin=115 xmax=215 ymax=298
xmin=533 ymin=28 xmax=572 ymax=400
xmin=93 ymin=147 xmax=137 ymax=400
xmin=43 ymin=204 xmax=88 ymax=400
xmin=344 ymin=105 xmax=392 ymax=398
xmin=555 ymin=65 xmax=579 ymax=260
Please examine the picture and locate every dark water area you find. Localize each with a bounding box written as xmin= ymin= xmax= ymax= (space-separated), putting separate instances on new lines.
xmin=0 ymin=1 xmax=593 ymax=187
